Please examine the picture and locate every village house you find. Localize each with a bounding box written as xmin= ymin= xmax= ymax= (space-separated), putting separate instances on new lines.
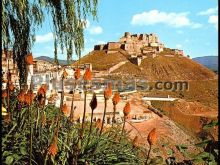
xmin=2 ymin=50 xmax=35 ymax=89
xmin=2 ymin=50 xmax=19 ymax=84
xmin=171 ymin=49 xmax=184 ymax=56
xmin=33 ymin=59 xmax=56 ymax=73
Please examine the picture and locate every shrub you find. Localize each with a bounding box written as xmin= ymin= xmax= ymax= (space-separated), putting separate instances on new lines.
xmin=2 ymin=85 xmax=145 ymax=165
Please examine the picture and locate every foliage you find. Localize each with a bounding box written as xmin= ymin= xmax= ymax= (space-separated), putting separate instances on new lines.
xmin=2 ymin=0 xmax=98 ymax=84
xmin=2 ymin=90 xmax=145 ymax=164
xmin=163 ymin=120 xmax=219 ymax=164
xmin=192 ymin=120 xmax=218 ymax=164
xmin=2 ymin=70 xmax=218 ymax=165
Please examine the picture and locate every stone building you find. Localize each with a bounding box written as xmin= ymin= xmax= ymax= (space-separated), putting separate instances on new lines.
xmin=33 ymin=59 xmax=56 ymax=73
xmin=171 ymin=49 xmax=184 ymax=56
xmin=2 ymin=50 xmax=19 ymax=83
xmin=72 ymin=63 xmax=92 ymax=71
xmin=94 ymin=32 xmax=164 ymax=55
xmin=2 ymin=50 xmax=34 ymax=88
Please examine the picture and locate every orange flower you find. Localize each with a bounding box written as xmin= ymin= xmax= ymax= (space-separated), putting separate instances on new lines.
xmin=2 ymin=90 xmax=7 ymax=98
xmin=18 ymin=90 xmax=25 ymax=102
xmin=74 ymin=68 xmax=81 ymax=80
xmin=123 ymin=102 xmax=131 ymax=117
xmin=62 ymin=103 xmax=70 ymax=117
xmin=25 ymin=53 xmax=33 ymax=65
xmin=112 ymin=93 xmax=120 ymax=105
xmin=48 ymin=137 xmax=58 ymax=157
xmin=95 ymin=119 xmax=102 ymax=130
xmin=104 ymin=83 xmax=112 ymax=100
xmin=62 ymin=69 xmax=68 ymax=79
xmin=24 ymin=90 xmax=35 ymax=105
xmin=83 ymin=68 xmax=92 ymax=81
xmin=132 ymin=136 xmax=139 ymax=148
xmin=41 ymin=84 xmax=47 ymax=92
xmin=90 ymin=93 xmax=97 ymax=111
xmin=147 ymin=128 xmax=157 ymax=145
xmin=8 ymin=83 xmax=14 ymax=91
xmin=37 ymin=86 xmax=46 ymax=97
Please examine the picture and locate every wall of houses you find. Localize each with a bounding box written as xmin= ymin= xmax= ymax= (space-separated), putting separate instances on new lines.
xmin=33 ymin=59 xmax=55 ymax=73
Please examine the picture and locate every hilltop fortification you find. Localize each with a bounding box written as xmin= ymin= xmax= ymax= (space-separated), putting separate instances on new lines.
xmin=93 ymin=32 xmax=184 ymax=66
xmin=94 ymin=32 xmax=170 ymax=55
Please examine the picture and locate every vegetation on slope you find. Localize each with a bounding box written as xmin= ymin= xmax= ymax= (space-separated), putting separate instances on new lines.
xmin=139 ymin=55 xmax=216 ymax=81
xmin=73 ymin=50 xmax=128 ymax=70
xmin=112 ymin=55 xmax=216 ymax=81
xmin=112 ymin=61 xmax=142 ymax=77
xmin=142 ymin=79 xmax=218 ymax=109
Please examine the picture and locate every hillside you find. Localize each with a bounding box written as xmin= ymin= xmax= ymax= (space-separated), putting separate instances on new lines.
xmin=113 ymin=55 xmax=216 ymax=81
xmin=72 ymin=49 xmax=129 ymax=70
xmin=193 ymin=56 xmax=218 ymax=71
xmin=35 ymin=56 xmax=73 ymax=65
xmin=73 ymin=49 xmax=217 ymax=81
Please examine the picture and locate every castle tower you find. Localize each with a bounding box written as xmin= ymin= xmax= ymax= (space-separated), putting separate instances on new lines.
xmin=124 ymin=32 xmax=131 ymax=38
xmin=139 ymin=34 xmax=147 ymax=41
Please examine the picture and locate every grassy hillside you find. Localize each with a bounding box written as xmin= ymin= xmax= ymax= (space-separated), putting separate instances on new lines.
xmin=141 ymin=79 xmax=218 ymax=110
xmin=113 ymin=55 xmax=216 ymax=81
xmin=112 ymin=61 xmax=142 ymax=76
xmin=139 ymin=55 xmax=216 ymax=80
xmin=73 ymin=49 xmax=216 ymax=81
xmin=72 ymin=49 xmax=128 ymax=70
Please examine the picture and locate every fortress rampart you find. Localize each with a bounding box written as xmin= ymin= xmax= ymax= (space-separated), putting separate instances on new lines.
xmin=94 ymin=32 xmax=166 ymax=55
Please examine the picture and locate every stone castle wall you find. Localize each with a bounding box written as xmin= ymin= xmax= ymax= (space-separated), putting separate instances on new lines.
xmin=107 ymin=42 xmax=122 ymax=50
xmin=94 ymin=32 xmax=165 ymax=54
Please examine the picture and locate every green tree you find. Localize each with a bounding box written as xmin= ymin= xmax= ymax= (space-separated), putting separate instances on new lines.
xmin=2 ymin=0 xmax=98 ymax=85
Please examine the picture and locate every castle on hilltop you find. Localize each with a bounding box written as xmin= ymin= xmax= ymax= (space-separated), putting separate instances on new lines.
xmin=94 ymin=32 xmax=165 ymax=55
xmin=93 ymin=32 xmax=184 ymax=66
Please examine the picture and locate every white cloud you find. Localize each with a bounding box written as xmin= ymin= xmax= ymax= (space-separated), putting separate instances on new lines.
xmin=35 ymin=32 xmax=53 ymax=43
xmin=197 ymin=6 xmax=218 ymax=31
xmin=197 ymin=6 xmax=218 ymax=15
xmin=84 ymin=19 xmax=103 ymax=35
xmin=87 ymin=26 xmax=103 ymax=35
xmin=208 ymin=15 xmax=218 ymax=30
xmin=131 ymin=10 xmax=202 ymax=28
xmin=176 ymin=44 xmax=182 ymax=48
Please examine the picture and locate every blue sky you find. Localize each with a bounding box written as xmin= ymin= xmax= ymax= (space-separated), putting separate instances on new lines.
xmin=32 ymin=0 xmax=218 ymax=60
